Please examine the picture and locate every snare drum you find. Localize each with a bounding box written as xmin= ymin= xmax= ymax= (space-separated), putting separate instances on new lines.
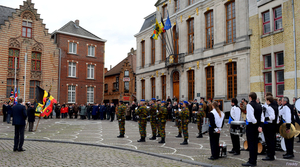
xmin=230 ymin=121 xmax=246 ymax=136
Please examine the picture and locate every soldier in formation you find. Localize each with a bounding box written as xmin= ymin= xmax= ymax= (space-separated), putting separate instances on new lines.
xmin=157 ymin=101 xmax=168 ymax=143
xmin=117 ymin=101 xmax=126 ymax=138
xmin=149 ymin=98 xmax=158 ymax=140
xmin=196 ymin=103 xmax=205 ymax=138
xmin=174 ymin=103 xmax=182 ymax=138
xmin=135 ymin=99 xmax=148 ymax=142
xmin=179 ymin=101 xmax=190 ymax=145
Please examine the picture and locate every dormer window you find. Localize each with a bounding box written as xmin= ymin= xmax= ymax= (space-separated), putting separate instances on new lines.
xmin=22 ymin=21 xmax=32 ymax=38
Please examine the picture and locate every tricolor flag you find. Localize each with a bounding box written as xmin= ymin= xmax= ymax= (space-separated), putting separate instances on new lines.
xmin=35 ymin=86 xmax=57 ymax=117
xmin=9 ymin=89 xmax=14 ymax=103
xmin=152 ymin=19 xmax=163 ymax=40
xmin=14 ymin=87 xmax=18 ymax=105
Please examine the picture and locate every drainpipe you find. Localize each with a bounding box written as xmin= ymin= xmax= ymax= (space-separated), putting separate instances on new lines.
xmin=292 ymin=0 xmax=298 ymax=97
xmin=58 ymin=48 xmax=61 ymax=102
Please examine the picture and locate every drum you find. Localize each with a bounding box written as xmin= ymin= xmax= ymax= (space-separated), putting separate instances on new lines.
xmin=243 ymin=141 xmax=248 ymax=150
xmin=230 ymin=121 xmax=246 ymax=136
xmin=219 ymin=143 xmax=227 ymax=158
xmin=258 ymin=142 xmax=266 ymax=154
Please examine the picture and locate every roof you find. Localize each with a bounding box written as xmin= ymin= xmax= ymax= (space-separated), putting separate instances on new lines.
xmin=0 ymin=5 xmax=16 ymax=26
xmin=105 ymin=53 xmax=136 ymax=77
xmin=139 ymin=12 xmax=156 ymax=33
xmin=52 ymin=21 xmax=106 ymax=42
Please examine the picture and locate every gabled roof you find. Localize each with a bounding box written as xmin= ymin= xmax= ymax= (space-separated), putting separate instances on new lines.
xmin=0 ymin=5 xmax=16 ymax=26
xmin=52 ymin=21 xmax=107 ymax=42
xmin=105 ymin=53 xmax=136 ymax=77
xmin=155 ymin=0 xmax=167 ymax=7
xmin=139 ymin=12 xmax=156 ymax=33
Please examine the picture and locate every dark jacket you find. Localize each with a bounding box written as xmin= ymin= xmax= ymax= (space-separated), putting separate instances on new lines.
xmin=27 ymin=107 xmax=35 ymax=122
xmin=92 ymin=106 xmax=98 ymax=115
xmin=6 ymin=105 xmax=12 ymax=115
xmin=11 ymin=104 xmax=27 ymax=126
xmin=110 ymin=106 xmax=115 ymax=113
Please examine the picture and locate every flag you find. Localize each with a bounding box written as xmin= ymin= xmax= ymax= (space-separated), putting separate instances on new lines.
xmin=14 ymin=86 xmax=18 ymax=105
xmin=41 ymin=95 xmax=57 ymax=117
xmin=9 ymin=89 xmax=14 ymax=103
xmin=35 ymin=86 xmax=57 ymax=117
xmin=164 ymin=11 xmax=172 ymax=30
xmin=152 ymin=19 xmax=163 ymax=40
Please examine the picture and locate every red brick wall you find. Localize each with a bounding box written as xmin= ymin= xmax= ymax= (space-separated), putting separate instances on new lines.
xmin=56 ymin=33 xmax=105 ymax=105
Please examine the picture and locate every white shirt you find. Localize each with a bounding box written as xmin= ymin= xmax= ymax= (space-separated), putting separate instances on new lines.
xmin=264 ymin=105 xmax=275 ymax=123
xmin=277 ymin=105 xmax=283 ymax=124
xmin=230 ymin=106 xmax=241 ymax=121
xmin=246 ymin=103 xmax=264 ymax=124
xmin=211 ymin=109 xmax=225 ymax=132
xmin=280 ymin=105 xmax=292 ymax=123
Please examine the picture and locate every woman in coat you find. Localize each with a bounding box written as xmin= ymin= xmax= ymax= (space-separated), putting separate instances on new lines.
xmin=80 ymin=104 xmax=87 ymax=120
xmin=6 ymin=102 xmax=12 ymax=124
xmin=27 ymin=103 xmax=36 ymax=132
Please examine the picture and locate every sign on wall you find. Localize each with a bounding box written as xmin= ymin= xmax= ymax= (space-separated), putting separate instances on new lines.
xmin=123 ymin=77 xmax=130 ymax=81
xmin=123 ymin=96 xmax=130 ymax=101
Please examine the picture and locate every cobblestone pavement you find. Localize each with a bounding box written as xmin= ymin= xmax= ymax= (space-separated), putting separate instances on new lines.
xmin=1 ymin=117 xmax=300 ymax=167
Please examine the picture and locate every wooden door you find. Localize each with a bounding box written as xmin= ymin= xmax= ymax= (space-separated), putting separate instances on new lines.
xmin=173 ymin=71 xmax=179 ymax=102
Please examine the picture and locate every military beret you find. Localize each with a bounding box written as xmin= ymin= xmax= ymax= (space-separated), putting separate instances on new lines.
xmin=179 ymin=103 xmax=183 ymax=105
xmin=140 ymin=99 xmax=145 ymax=102
xmin=161 ymin=101 xmax=166 ymax=103
xmin=119 ymin=101 xmax=123 ymax=103
xmin=199 ymin=103 xmax=203 ymax=106
xmin=151 ymin=98 xmax=156 ymax=101
xmin=157 ymin=99 xmax=161 ymax=101
xmin=184 ymin=101 xmax=189 ymax=104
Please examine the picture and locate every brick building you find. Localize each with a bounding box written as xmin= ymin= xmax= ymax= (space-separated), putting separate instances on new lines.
xmin=51 ymin=20 xmax=106 ymax=105
xmin=249 ymin=0 xmax=300 ymax=100
xmin=104 ymin=48 xmax=136 ymax=105
xmin=0 ymin=0 xmax=59 ymax=113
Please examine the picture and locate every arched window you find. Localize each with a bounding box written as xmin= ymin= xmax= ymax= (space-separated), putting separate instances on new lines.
xmin=205 ymin=10 xmax=214 ymax=49
xmin=188 ymin=70 xmax=194 ymax=101
xmin=227 ymin=62 xmax=237 ymax=99
xmin=173 ymin=25 xmax=179 ymax=55
xmin=206 ymin=66 xmax=214 ymax=99
xmin=151 ymin=78 xmax=156 ymax=98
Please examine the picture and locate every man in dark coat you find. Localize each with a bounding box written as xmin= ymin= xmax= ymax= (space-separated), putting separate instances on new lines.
xmin=106 ymin=103 xmax=111 ymax=120
xmin=131 ymin=102 xmax=137 ymax=121
xmin=11 ymin=98 xmax=27 ymax=152
xmin=27 ymin=103 xmax=35 ymax=132
xmin=2 ymin=102 xmax=8 ymax=122
xmin=110 ymin=103 xmax=115 ymax=122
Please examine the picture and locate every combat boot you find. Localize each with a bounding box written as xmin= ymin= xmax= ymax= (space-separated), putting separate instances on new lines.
xmin=180 ymin=139 xmax=188 ymax=145
xmin=175 ymin=133 xmax=182 ymax=138
xmin=117 ymin=134 xmax=124 ymax=138
xmin=137 ymin=137 xmax=146 ymax=142
xmin=196 ymin=133 xmax=203 ymax=138
xmin=156 ymin=133 xmax=161 ymax=137
xmin=158 ymin=137 xmax=165 ymax=143
xmin=149 ymin=135 xmax=156 ymax=140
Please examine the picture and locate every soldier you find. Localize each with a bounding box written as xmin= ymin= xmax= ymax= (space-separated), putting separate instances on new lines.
xmin=156 ymin=99 xmax=161 ymax=137
xmin=135 ymin=99 xmax=148 ymax=142
xmin=179 ymin=101 xmax=190 ymax=145
xmin=149 ymin=98 xmax=158 ymax=140
xmin=197 ymin=103 xmax=206 ymax=138
xmin=174 ymin=103 xmax=182 ymax=138
xmin=117 ymin=101 xmax=126 ymax=138
xmin=157 ymin=101 xmax=168 ymax=143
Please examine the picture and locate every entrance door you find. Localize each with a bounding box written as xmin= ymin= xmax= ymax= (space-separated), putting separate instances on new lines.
xmin=173 ymin=71 xmax=179 ymax=102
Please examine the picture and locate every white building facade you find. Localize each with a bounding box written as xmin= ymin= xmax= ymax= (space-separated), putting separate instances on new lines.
xmin=134 ymin=0 xmax=251 ymax=112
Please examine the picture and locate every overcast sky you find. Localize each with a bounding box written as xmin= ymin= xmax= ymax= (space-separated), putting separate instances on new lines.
xmin=1 ymin=0 xmax=157 ymax=69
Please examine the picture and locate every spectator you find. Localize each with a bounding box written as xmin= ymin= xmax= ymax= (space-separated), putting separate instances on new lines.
xmin=6 ymin=102 xmax=12 ymax=124
xmin=80 ymin=104 xmax=87 ymax=120
xmin=27 ymin=103 xmax=35 ymax=132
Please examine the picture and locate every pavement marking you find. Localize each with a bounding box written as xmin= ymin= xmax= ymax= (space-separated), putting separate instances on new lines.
xmin=227 ymin=156 xmax=247 ymax=162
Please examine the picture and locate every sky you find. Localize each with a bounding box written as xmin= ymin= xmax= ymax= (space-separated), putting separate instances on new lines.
xmin=1 ymin=0 xmax=157 ymax=69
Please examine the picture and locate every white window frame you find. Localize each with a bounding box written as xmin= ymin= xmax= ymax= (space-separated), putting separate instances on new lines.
xmin=68 ymin=62 xmax=76 ymax=77
xmin=69 ymin=42 xmax=77 ymax=54
xmin=88 ymin=46 xmax=95 ymax=57
xmin=124 ymin=70 xmax=129 ymax=77
xmin=87 ymin=64 xmax=95 ymax=79
xmin=68 ymin=85 xmax=76 ymax=103
xmin=87 ymin=87 xmax=94 ymax=104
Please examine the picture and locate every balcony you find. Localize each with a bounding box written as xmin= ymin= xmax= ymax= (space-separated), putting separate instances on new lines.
xmin=165 ymin=53 xmax=185 ymax=67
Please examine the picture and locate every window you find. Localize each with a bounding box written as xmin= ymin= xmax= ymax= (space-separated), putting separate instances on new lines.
xmin=68 ymin=85 xmax=76 ymax=103
xmin=161 ymin=75 xmax=166 ymax=100
xmin=264 ymin=54 xmax=271 ymax=69
xmin=6 ymin=79 xmax=18 ymax=98
xmin=87 ymin=64 xmax=95 ymax=79
xmin=141 ymin=80 xmax=145 ymax=99
xmin=264 ymin=72 xmax=272 ymax=94
xmin=226 ymin=1 xmax=236 ymax=43
xmin=105 ymin=84 xmax=108 ymax=93
xmin=31 ymin=52 xmax=41 ymax=71
xmin=274 ymin=6 xmax=282 ymax=31
xmin=188 ymin=0 xmax=194 ymax=5
xmin=275 ymin=52 xmax=284 ymax=67
xmin=124 ymin=70 xmax=129 ymax=77
xmin=29 ymin=80 xmax=40 ymax=99
xmin=141 ymin=41 xmax=145 ymax=67
xmin=161 ymin=33 xmax=167 ymax=61
xmin=88 ymin=45 xmax=95 ymax=57
xmin=87 ymin=87 xmax=94 ymax=104
xmin=227 ymin=62 xmax=237 ymax=99
xmin=22 ymin=21 xmax=32 ymax=38
xmin=124 ymin=81 xmax=129 ymax=93
xmin=188 ymin=18 xmax=194 ymax=54
xmin=162 ymin=5 xmax=167 ymax=19
xmin=116 ymin=76 xmax=119 ymax=91
xmin=175 ymin=0 xmax=180 ymax=13
xmin=151 ymin=78 xmax=156 ymax=98
xmin=8 ymin=49 xmax=19 ymax=69
xmin=69 ymin=42 xmax=77 ymax=54
xmin=206 ymin=66 xmax=214 ymax=100
xmin=276 ymin=70 xmax=284 ymax=97
xmin=205 ymin=11 xmax=214 ymax=49
xmin=151 ymin=38 xmax=155 ymax=65
xmin=173 ymin=26 xmax=179 ymax=55
xmin=262 ymin=11 xmax=270 ymax=34
xmin=68 ymin=62 xmax=76 ymax=77
xmin=188 ymin=70 xmax=194 ymax=101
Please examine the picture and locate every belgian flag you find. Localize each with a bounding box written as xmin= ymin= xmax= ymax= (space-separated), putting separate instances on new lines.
xmin=35 ymin=86 xmax=57 ymax=117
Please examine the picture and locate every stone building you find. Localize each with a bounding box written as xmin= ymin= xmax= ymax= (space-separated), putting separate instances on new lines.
xmin=104 ymin=49 xmax=136 ymax=105
xmin=0 ymin=0 xmax=59 ymax=113
xmin=52 ymin=20 xmax=106 ymax=105
xmin=249 ymin=0 xmax=300 ymax=100
xmin=134 ymin=0 xmax=250 ymax=112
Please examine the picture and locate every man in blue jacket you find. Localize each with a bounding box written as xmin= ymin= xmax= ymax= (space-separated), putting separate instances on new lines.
xmin=11 ymin=98 xmax=27 ymax=152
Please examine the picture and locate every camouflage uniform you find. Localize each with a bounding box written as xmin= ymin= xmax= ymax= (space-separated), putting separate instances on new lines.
xmin=117 ymin=104 xmax=126 ymax=135
xmin=157 ymin=104 xmax=161 ymax=136
xmin=136 ymin=105 xmax=148 ymax=138
xmin=179 ymin=107 xmax=190 ymax=139
xmin=157 ymin=105 xmax=168 ymax=138
xmin=174 ymin=110 xmax=182 ymax=134
xmin=197 ymin=107 xmax=206 ymax=134
xmin=150 ymin=103 xmax=158 ymax=137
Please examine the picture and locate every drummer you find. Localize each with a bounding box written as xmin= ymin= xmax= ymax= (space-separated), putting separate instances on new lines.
xmin=228 ymin=98 xmax=241 ymax=155
xmin=262 ymin=96 xmax=276 ymax=161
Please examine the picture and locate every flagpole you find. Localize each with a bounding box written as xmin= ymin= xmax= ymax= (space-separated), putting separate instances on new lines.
xmin=14 ymin=53 xmax=17 ymax=103
xmin=24 ymin=52 xmax=27 ymax=102
xmin=159 ymin=34 xmax=171 ymax=56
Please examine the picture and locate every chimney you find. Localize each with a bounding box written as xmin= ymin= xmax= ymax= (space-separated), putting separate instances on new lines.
xmin=104 ymin=68 xmax=108 ymax=73
xmin=110 ymin=65 xmax=112 ymax=70
xmin=75 ymin=20 xmax=79 ymax=27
